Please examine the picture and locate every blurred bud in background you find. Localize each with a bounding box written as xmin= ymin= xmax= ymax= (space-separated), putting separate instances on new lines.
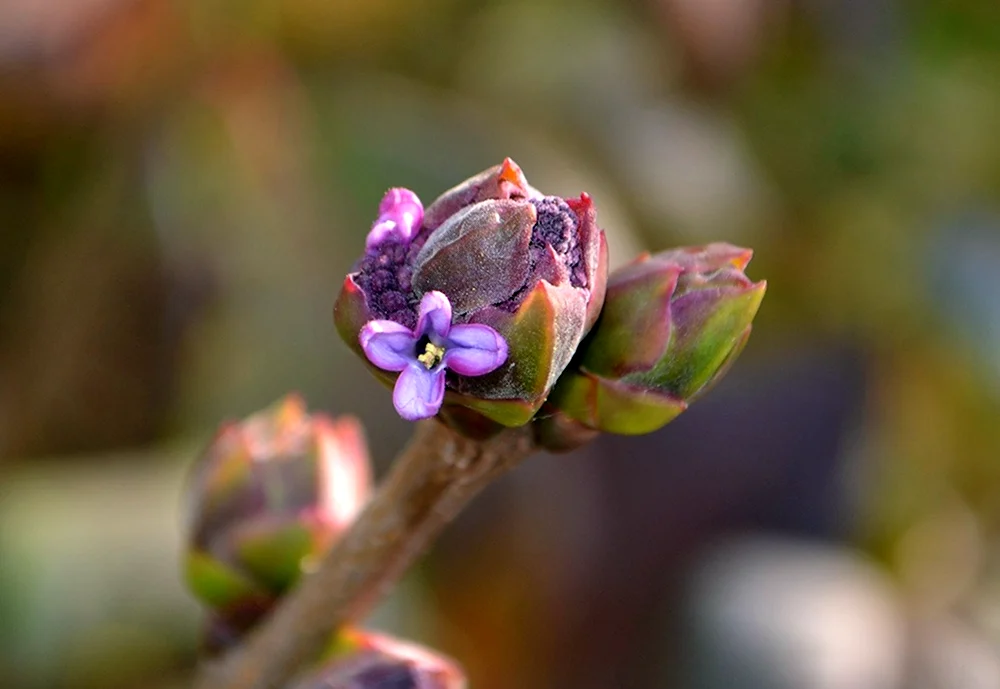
xmin=291 ymin=629 xmax=465 ymax=689
xmin=184 ymin=394 xmax=371 ymax=652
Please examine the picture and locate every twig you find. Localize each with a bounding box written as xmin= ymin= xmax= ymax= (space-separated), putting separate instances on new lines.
xmin=194 ymin=419 xmax=538 ymax=689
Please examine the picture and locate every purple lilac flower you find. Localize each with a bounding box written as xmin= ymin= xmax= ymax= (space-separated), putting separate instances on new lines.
xmin=365 ymin=188 xmax=424 ymax=252
xmin=359 ymin=291 xmax=508 ymax=420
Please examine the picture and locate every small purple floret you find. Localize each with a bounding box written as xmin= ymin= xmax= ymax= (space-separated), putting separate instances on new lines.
xmin=356 ymin=189 xmax=429 ymax=328
xmin=365 ymin=188 xmax=424 ymax=252
xmin=359 ymin=291 xmax=508 ymax=421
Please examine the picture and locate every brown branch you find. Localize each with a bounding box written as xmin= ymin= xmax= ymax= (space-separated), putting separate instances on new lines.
xmin=194 ymin=419 xmax=538 ymax=689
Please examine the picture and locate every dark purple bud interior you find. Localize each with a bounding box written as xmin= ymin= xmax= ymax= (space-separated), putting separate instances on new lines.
xmin=497 ymin=197 xmax=586 ymax=311
xmin=531 ymin=198 xmax=575 ymax=262
xmin=353 ymin=238 xmax=428 ymax=329
xmin=356 ymin=195 xmax=588 ymax=324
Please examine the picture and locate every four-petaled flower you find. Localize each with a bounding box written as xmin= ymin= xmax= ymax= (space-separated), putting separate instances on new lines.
xmin=360 ymin=291 xmax=508 ymax=420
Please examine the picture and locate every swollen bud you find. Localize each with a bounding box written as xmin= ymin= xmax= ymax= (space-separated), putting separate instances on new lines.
xmin=290 ymin=629 xmax=466 ymax=689
xmin=183 ymin=395 xmax=371 ymax=650
xmin=541 ymin=244 xmax=765 ymax=440
xmin=334 ymin=159 xmax=608 ymax=430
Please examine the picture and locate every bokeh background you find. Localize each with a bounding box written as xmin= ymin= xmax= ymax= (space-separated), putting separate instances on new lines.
xmin=2 ymin=0 xmax=1000 ymax=687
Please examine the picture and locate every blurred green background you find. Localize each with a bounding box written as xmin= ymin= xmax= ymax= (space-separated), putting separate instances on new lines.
xmin=1 ymin=0 xmax=1000 ymax=687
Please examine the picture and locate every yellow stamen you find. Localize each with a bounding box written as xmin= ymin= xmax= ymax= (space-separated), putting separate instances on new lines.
xmin=417 ymin=342 xmax=446 ymax=370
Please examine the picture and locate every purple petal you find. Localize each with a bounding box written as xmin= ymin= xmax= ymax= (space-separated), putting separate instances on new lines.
xmin=379 ymin=189 xmax=423 ymax=240
xmin=380 ymin=209 xmax=421 ymax=243
xmin=360 ymin=320 xmax=417 ymax=372
xmin=378 ymin=188 xmax=423 ymax=221
xmin=365 ymin=189 xmax=424 ymax=251
xmin=416 ymin=291 xmax=452 ymax=340
xmin=444 ymin=324 xmax=508 ymax=376
xmin=392 ymin=364 xmax=446 ymax=420
xmin=365 ymin=219 xmax=400 ymax=252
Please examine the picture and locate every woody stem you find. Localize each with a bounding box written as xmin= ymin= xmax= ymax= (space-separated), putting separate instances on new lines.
xmin=193 ymin=419 xmax=538 ymax=689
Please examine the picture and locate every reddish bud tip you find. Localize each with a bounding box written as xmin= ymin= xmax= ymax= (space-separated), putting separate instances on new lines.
xmin=498 ymin=157 xmax=530 ymax=197
xmin=566 ymin=192 xmax=593 ymax=213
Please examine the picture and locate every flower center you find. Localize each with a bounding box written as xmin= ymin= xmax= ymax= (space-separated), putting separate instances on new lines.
xmin=416 ymin=341 xmax=446 ymax=369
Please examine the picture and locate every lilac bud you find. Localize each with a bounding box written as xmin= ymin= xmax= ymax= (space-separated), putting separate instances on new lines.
xmin=183 ymin=395 xmax=371 ymax=650
xmin=540 ymin=244 xmax=766 ymax=442
xmin=335 ymin=159 xmax=608 ymax=431
xmin=367 ymin=189 xmax=424 ymax=251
